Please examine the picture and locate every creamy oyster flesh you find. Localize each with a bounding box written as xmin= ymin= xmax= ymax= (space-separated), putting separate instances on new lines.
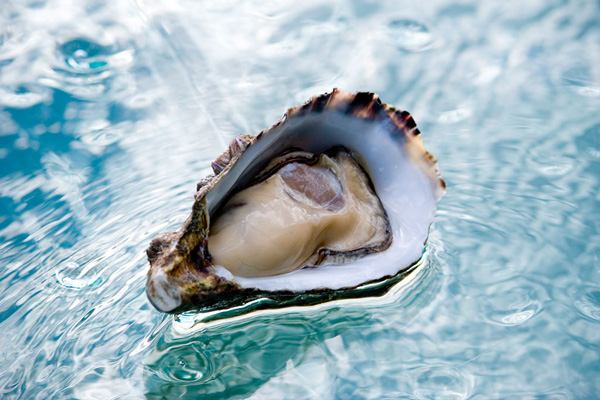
xmin=208 ymin=151 xmax=388 ymax=277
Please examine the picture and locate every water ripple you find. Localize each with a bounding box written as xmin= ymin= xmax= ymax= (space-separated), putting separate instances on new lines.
xmin=573 ymin=285 xmax=600 ymax=322
xmin=0 ymin=87 xmax=50 ymax=109
xmin=146 ymin=261 xmax=439 ymax=399
xmin=55 ymin=261 xmax=104 ymax=290
xmin=59 ymin=38 xmax=111 ymax=73
xmin=0 ymin=23 xmax=37 ymax=63
xmin=411 ymin=364 xmax=474 ymax=400
xmin=2 ymin=0 xmax=600 ymax=399
xmin=41 ymin=37 xmax=134 ymax=100
xmin=480 ymin=281 xmax=544 ymax=326
xmin=386 ymin=19 xmax=435 ymax=52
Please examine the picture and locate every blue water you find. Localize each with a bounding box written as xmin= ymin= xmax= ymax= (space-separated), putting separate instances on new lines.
xmin=1 ymin=0 xmax=599 ymax=398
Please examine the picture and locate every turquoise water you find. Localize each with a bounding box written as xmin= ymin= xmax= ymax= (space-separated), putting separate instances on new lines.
xmin=1 ymin=0 xmax=599 ymax=398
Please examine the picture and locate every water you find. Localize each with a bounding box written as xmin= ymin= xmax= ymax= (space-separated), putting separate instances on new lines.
xmin=1 ymin=0 xmax=599 ymax=398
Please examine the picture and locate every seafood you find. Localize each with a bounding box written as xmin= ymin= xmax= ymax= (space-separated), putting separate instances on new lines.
xmin=146 ymin=89 xmax=445 ymax=313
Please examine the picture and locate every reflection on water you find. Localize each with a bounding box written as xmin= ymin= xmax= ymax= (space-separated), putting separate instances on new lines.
xmin=144 ymin=260 xmax=440 ymax=399
xmin=1 ymin=0 xmax=600 ymax=398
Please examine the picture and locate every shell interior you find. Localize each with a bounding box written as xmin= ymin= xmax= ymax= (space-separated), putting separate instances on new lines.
xmin=205 ymin=111 xmax=438 ymax=292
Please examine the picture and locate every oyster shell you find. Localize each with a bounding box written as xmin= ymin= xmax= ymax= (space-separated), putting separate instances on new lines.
xmin=146 ymin=89 xmax=445 ymax=314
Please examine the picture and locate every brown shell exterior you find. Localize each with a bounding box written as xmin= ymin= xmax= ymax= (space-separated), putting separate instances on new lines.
xmin=145 ymin=89 xmax=445 ymax=313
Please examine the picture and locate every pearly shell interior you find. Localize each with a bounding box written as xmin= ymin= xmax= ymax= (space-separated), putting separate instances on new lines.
xmin=205 ymin=111 xmax=439 ymax=292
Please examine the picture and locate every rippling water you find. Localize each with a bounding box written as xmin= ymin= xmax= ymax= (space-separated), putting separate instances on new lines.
xmin=1 ymin=0 xmax=599 ymax=398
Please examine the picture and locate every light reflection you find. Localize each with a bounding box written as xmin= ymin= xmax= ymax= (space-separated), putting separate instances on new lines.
xmin=144 ymin=260 xmax=439 ymax=399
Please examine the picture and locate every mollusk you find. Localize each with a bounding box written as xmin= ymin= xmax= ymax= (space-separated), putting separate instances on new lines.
xmin=146 ymin=89 xmax=445 ymax=314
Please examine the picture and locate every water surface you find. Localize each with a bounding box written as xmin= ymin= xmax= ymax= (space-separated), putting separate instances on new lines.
xmin=1 ymin=0 xmax=599 ymax=398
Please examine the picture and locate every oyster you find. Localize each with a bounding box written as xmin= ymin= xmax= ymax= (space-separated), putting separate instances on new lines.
xmin=146 ymin=89 xmax=445 ymax=314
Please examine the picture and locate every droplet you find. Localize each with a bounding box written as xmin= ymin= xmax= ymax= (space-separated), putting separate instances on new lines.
xmin=387 ymin=19 xmax=434 ymax=52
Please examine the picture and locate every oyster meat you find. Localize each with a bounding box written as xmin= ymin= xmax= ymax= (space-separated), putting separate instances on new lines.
xmin=146 ymin=89 xmax=445 ymax=313
xmin=208 ymin=150 xmax=390 ymax=277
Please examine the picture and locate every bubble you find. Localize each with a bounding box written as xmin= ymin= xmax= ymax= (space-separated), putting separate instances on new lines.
xmin=386 ymin=19 xmax=434 ymax=52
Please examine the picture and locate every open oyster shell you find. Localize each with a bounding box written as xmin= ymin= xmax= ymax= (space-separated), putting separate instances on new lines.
xmin=146 ymin=89 xmax=445 ymax=314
